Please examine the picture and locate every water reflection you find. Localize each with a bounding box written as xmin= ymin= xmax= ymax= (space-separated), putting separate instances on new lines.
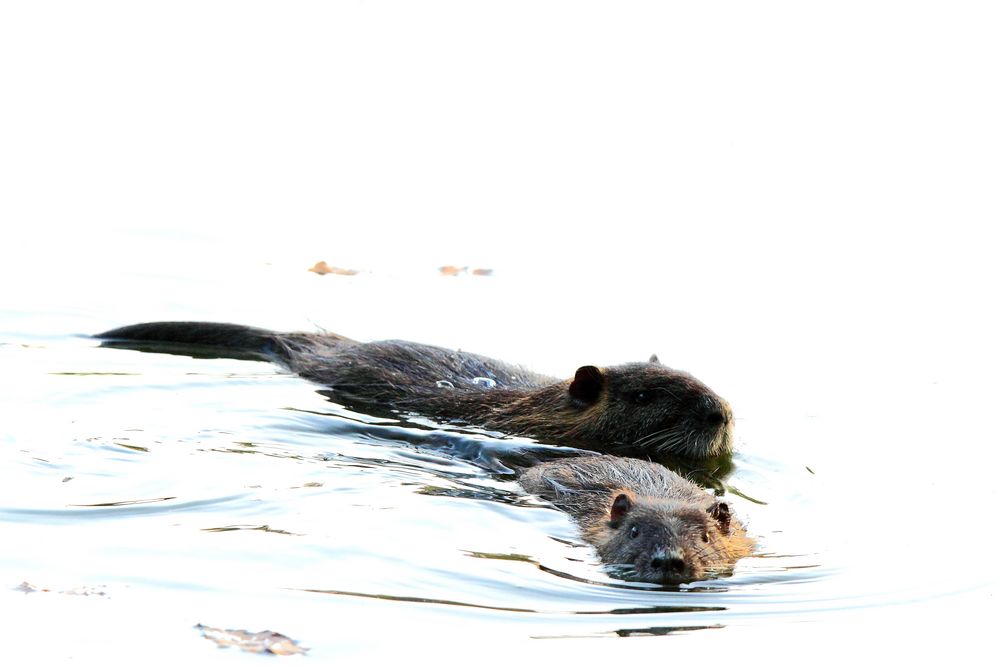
xmin=2 ymin=494 xmax=250 ymax=521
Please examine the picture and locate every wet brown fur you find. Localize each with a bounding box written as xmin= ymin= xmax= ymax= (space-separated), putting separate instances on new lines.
xmin=518 ymin=456 xmax=753 ymax=584
xmin=97 ymin=321 xmax=734 ymax=458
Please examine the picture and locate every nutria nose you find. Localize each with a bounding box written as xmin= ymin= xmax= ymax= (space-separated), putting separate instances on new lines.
xmin=705 ymin=407 xmax=729 ymax=428
xmin=650 ymin=554 xmax=686 ymax=575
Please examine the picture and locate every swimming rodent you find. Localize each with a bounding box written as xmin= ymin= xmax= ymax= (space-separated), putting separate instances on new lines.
xmin=518 ymin=455 xmax=753 ymax=584
xmin=96 ymin=321 xmax=734 ymax=459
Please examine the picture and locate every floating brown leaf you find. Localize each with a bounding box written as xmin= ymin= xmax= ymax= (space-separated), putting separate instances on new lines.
xmin=309 ymin=261 xmax=358 ymax=276
xmin=439 ymin=265 xmax=493 ymax=276
xmin=196 ymin=624 xmax=308 ymax=655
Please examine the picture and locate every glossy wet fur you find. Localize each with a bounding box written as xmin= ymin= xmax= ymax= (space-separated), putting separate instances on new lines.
xmin=97 ymin=321 xmax=734 ymax=458
xmin=518 ymin=456 xmax=753 ymax=585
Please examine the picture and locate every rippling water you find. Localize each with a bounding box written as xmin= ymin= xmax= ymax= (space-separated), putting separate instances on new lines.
xmin=2 ymin=242 xmax=995 ymax=662
xmin=4 ymin=3 xmax=999 ymax=662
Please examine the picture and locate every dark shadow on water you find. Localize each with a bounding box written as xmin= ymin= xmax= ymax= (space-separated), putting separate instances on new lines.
xmin=296 ymin=587 xmax=537 ymax=614
xmin=533 ymin=625 xmax=723 ymax=639
xmin=612 ymin=625 xmax=723 ymax=637
xmin=299 ymin=585 xmax=731 ymax=640
xmin=297 ymin=586 xmax=727 ymax=618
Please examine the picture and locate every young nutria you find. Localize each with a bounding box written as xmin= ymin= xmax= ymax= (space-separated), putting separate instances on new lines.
xmin=96 ymin=321 xmax=734 ymax=458
xmin=518 ymin=455 xmax=753 ymax=584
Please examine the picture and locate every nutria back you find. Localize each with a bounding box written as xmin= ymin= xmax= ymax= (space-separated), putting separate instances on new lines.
xmin=97 ymin=321 xmax=734 ymax=458
xmin=518 ymin=456 xmax=753 ymax=584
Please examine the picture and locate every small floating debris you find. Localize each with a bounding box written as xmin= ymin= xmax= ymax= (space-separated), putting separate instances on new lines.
xmin=16 ymin=581 xmax=108 ymax=597
xmin=439 ymin=265 xmax=493 ymax=277
xmin=68 ymin=496 xmax=176 ymax=507
xmin=435 ymin=380 xmax=455 ymax=389
xmin=465 ymin=551 xmax=536 ymax=563
xmin=196 ymin=624 xmax=308 ymax=655
xmin=309 ymin=260 xmax=358 ymax=276
xmin=201 ymin=524 xmax=299 ymax=536
xmin=472 ymin=377 xmax=496 ymax=388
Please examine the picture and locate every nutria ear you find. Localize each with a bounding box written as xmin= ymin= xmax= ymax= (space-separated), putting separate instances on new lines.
xmin=569 ymin=365 xmax=604 ymax=403
xmin=709 ymin=501 xmax=731 ymax=534
xmin=609 ymin=493 xmax=633 ymax=524
xmin=649 ymin=354 xmax=660 ymax=364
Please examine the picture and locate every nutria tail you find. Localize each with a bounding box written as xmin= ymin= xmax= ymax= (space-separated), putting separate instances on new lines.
xmin=95 ymin=321 xmax=304 ymax=362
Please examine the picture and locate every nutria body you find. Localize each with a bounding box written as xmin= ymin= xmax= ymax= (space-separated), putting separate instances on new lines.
xmin=518 ymin=456 xmax=753 ymax=584
xmin=96 ymin=321 xmax=734 ymax=458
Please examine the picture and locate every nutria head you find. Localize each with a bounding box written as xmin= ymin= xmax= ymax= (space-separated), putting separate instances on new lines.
xmin=585 ymin=490 xmax=750 ymax=585
xmin=565 ymin=360 xmax=733 ymax=458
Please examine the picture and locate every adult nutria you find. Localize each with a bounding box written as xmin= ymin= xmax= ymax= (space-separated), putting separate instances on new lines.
xmin=518 ymin=455 xmax=753 ymax=584
xmin=96 ymin=321 xmax=734 ymax=458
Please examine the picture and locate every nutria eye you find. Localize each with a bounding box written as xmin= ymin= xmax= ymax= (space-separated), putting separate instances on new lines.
xmin=633 ymin=391 xmax=652 ymax=405
xmin=701 ymin=531 xmax=709 ymax=543
xmin=629 ymin=525 xmax=640 ymax=539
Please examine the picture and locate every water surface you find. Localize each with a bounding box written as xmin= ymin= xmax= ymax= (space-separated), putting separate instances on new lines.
xmin=3 ymin=3 xmax=998 ymax=662
xmin=2 ymin=245 xmax=994 ymax=662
